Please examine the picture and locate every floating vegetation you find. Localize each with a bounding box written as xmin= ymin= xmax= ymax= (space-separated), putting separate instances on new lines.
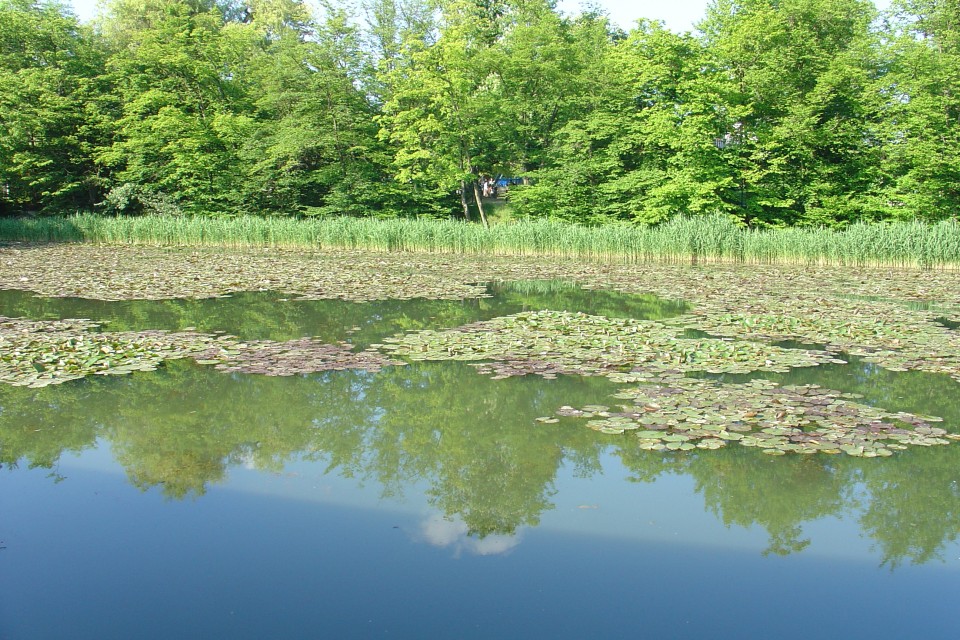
xmin=0 ymin=245 xmax=490 ymax=301
xmin=2 ymin=245 xmax=957 ymax=385
xmin=0 ymin=316 xmax=401 ymax=387
xmin=672 ymin=301 xmax=960 ymax=384
xmin=2 ymin=244 xmax=960 ymax=464
xmin=1 ymin=245 xmax=960 ymax=387
xmin=378 ymin=310 xmax=844 ymax=379
xmin=191 ymin=338 xmax=401 ymax=375
xmin=554 ymin=373 xmax=957 ymax=456
xmin=2 ymin=244 xmax=960 ymax=306
xmin=0 ymin=317 xmax=200 ymax=387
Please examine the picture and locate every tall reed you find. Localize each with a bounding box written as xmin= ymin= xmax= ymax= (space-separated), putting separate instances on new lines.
xmin=1 ymin=214 xmax=958 ymax=269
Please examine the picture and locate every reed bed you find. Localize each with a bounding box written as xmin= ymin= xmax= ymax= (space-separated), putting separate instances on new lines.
xmin=1 ymin=214 xmax=958 ymax=269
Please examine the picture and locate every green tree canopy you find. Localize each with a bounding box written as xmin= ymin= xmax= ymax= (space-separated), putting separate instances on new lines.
xmin=0 ymin=0 xmax=957 ymax=225
xmin=0 ymin=0 xmax=108 ymax=213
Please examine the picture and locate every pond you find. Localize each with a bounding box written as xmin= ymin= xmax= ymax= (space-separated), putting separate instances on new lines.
xmin=2 ymin=275 xmax=959 ymax=639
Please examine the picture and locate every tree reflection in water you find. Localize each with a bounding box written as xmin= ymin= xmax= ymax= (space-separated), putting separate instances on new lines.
xmin=1 ymin=355 xmax=959 ymax=568
xmin=1 ymin=284 xmax=959 ymax=567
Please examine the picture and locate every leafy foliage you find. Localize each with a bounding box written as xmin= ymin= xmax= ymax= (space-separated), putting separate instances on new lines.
xmin=1 ymin=0 xmax=959 ymax=226
xmin=0 ymin=0 xmax=108 ymax=213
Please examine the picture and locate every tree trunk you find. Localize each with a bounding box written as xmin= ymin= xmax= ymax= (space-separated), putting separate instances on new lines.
xmin=459 ymin=180 xmax=472 ymax=221
xmin=472 ymin=179 xmax=489 ymax=228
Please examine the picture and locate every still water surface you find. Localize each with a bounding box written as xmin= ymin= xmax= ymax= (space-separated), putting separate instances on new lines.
xmin=1 ymin=283 xmax=958 ymax=639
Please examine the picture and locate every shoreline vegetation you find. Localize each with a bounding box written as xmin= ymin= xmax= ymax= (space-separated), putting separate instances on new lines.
xmin=1 ymin=214 xmax=958 ymax=270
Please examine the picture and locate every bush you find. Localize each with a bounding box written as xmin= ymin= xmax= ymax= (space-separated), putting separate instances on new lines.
xmin=99 ymin=184 xmax=183 ymax=217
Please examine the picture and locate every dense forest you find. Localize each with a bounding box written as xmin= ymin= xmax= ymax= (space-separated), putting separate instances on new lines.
xmin=1 ymin=0 xmax=958 ymax=227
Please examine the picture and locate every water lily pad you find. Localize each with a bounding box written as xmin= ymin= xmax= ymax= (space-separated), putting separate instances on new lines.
xmin=380 ymin=310 xmax=838 ymax=382
xmin=553 ymin=371 xmax=953 ymax=457
xmin=0 ymin=315 xmax=403 ymax=387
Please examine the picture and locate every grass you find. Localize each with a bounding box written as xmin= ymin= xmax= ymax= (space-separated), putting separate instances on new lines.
xmin=1 ymin=213 xmax=958 ymax=269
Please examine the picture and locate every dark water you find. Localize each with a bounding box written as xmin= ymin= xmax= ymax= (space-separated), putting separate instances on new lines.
xmin=936 ymin=316 xmax=960 ymax=330
xmin=1 ymin=283 xmax=959 ymax=639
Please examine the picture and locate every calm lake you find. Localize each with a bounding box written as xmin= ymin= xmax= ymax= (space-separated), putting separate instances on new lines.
xmin=1 ymin=282 xmax=959 ymax=639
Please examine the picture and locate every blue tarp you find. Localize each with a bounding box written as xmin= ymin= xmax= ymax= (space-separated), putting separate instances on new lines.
xmin=495 ymin=176 xmax=525 ymax=188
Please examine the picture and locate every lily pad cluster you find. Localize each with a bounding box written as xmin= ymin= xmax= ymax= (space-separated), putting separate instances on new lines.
xmin=0 ymin=245 xmax=491 ymax=301
xmin=550 ymin=373 xmax=957 ymax=457
xmin=0 ymin=317 xmax=197 ymax=387
xmin=3 ymin=244 xmax=959 ymax=308
xmin=0 ymin=316 xmax=402 ymax=387
xmin=3 ymin=245 xmax=960 ymax=386
xmin=2 ymin=244 xmax=960 ymax=462
xmin=671 ymin=303 xmax=960 ymax=384
xmin=378 ymin=310 xmax=844 ymax=379
xmin=191 ymin=337 xmax=401 ymax=375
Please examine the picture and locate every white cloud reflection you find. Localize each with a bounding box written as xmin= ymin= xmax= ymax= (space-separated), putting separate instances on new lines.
xmin=418 ymin=514 xmax=521 ymax=557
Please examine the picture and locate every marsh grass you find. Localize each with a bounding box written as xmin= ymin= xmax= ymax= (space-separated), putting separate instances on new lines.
xmin=1 ymin=214 xmax=958 ymax=269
